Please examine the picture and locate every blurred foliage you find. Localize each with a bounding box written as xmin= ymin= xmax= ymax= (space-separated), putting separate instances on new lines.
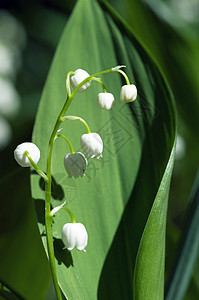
xmin=0 ymin=1 xmax=72 ymax=299
xmin=104 ymin=0 xmax=199 ymax=298
xmin=105 ymin=0 xmax=199 ymax=216
xmin=0 ymin=167 xmax=55 ymax=299
xmin=165 ymin=169 xmax=199 ymax=300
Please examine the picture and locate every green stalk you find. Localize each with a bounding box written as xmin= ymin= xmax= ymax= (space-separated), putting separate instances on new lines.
xmin=91 ymin=77 xmax=107 ymax=92
xmin=44 ymin=66 xmax=123 ymax=299
xmin=25 ymin=151 xmax=48 ymax=182
xmin=61 ymin=116 xmax=91 ymax=134
xmin=44 ymin=96 xmax=72 ymax=300
xmin=44 ymin=91 xmax=79 ymax=299
xmin=63 ymin=206 xmax=76 ymax=223
xmin=45 ymin=145 xmax=62 ymax=300
xmin=56 ymin=134 xmax=75 ymax=153
xmin=117 ymin=69 xmax=130 ymax=85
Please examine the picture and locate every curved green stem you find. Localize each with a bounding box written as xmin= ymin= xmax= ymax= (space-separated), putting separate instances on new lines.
xmin=63 ymin=207 xmax=76 ymax=223
xmin=45 ymin=144 xmax=62 ymax=300
xmin=66 ymin=71 xmax=75 ymax=97
xmin=56 ymin=134 xmax=75 ymax=153
xmin=70 ymin=66 xmax=122 ymax=97
xmin=92 ymin=77 xmax=107 ymax=93
xmin=25 ymin=151 xmax=48 ymax=182
xmin=117 ymin=69 xmax=130 ymax=85
xmin=61 ymin=115 xmax=91 ymax=134
xmin=44 ymin=96 xmax=73 ymax=300
xmin=44 ymin=65 xmax=126 ymax=299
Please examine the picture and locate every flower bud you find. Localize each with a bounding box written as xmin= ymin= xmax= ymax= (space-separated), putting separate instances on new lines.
xmin=50 ymin=201 xmax=66 ymax=216
xmin=97 ymin=92 xmax=115 ymax=110
xmin=64 ymin=152 xmax=87 ymax=178
xmin=14 ymin=142 xmax=40 ymax=167
xmin=80 ymin=133 xmax=103 ymax=158
xmin=61 ymin=223 xmax=88 ymax=251
xmin=70 ymin=69 xmax=91 ymax=92
xmin=120 ymin=84 xmax=137 ymax=103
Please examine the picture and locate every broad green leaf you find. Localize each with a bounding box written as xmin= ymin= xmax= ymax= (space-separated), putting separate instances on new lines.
xmin=134 ymin=146 xmax=175 ymax=300
xmin=104 ymin=1 xmax=199 ymax=297
xmin=165 ymin=169 xmax=199 ymax=300
xmin=31 ymin=0 xmax=176 ymax=299
xmin=106 ymin=0 xmax=199 ymax=145
xmin=0 ymin=169 xmax=53 ymax=300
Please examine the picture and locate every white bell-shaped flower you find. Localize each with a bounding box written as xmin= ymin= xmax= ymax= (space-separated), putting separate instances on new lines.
xmin=80 ymin=133 xmax=103 ymax=158
xmin=61 ymin=223 xmax=88 ymax=251
xmin=97 ymin=92 xmax=115 ymax=110
xmin=120 ymin=84 xmax=137 ymax=103
xmin=70 ymin=69 xmax=91 ymax=92
xmin=64 ymin=152 xmax=87 ymax=178
xmin=14 ymin=142 xmax=40 ymax=167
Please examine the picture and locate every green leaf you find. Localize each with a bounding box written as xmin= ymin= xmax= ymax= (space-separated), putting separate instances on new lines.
xmin=165 ymin=169 xmax=199 ymax=300
xmin=0 ymin=169 xmax=53 ymax=300
xmin=106 ymin=0 xmax=199 ymax=145
xmin=133 ymin=146 xmax=175 ymax=300
xmin=31 ymin=0 xmax=176 ymax=298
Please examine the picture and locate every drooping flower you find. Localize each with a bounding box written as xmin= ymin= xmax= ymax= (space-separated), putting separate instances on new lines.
xmin=120 ymin=84 xmax=137 ymax=103
xmin=14 ymin=142 xmax=40 ymax=167
xmin=61 ymin=223 xmax=88 ymax=251
xmin=70 ymin=69 xmax=91 ymax=92
xmin=97 ymin=92 xmax=115 ymax=110
xmin=80 ymin=133 xmax=103 ymax=158
xmin=64 ymin=152 xmax=87 ymax=178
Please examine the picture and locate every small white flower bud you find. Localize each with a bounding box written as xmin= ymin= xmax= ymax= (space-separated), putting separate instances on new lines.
xmin=111 ymin=65 xmax=126 ymax=71
xmin=14 ymin=142 xmax=40 ymax=167
xmin=50 ymin=201 xmax=66 ymax=216
xmin=120 ymin=84 xmax=137 ymax=103
xmin=61 ymin=223 xmax=88 ymax=251
xmin=97 ymin=92 xmax=115 ymax=110
xmin=70 ymin=69 xmax=91 ymax=92
xmin=80 ymin=133 xmax=103 ymax=158
xmin=64 ymin=152 xmax=87 ymax=178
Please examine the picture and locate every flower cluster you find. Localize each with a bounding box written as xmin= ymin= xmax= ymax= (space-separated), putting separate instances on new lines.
xmin=14 ymin=66 xmax=137 ymax=253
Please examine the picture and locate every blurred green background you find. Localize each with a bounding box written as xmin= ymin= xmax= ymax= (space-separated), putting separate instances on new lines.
xmin=0 ymin=0 xmax=199 ymax=299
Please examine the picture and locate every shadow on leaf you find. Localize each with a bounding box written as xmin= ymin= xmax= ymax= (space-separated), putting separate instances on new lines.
xmin=33 ymin=198 xmax=53 ymax=225
xmin=31 ymin=170 xmax=65 ymax=201
xmin=39 ymin=176 xmax=65 ymax=201
xmin=53 ymin=238 xmax=73 ymax=268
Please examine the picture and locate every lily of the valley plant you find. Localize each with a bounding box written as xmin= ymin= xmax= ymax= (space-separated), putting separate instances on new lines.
xmin=14 ymin=65 xmax=137 ymax=300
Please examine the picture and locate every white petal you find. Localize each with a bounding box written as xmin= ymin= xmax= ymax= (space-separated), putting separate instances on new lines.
xmin=50 ymin=201 xmax=66 ymax=216
xmin=14 ymin=142 xmax=40 ymax=167
xmin=120 ymin=84 xmax=137 ymax=103
xmin=61 ymin=223 xmax=88 ymax=251
xmin=74 ymin=223 xmax=88 ymax=251
xmin=97 ymin=92 xmax=115 ymax=110
xmin=64 ymin=152 xmax=87 ymax=178
xmin=62 ymin=223 xmax=76 ymax=250
xmin=70 ymin=69 xmax=91 ymax=93
xmin=80 ymin=133 xmax=103 ymax=158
